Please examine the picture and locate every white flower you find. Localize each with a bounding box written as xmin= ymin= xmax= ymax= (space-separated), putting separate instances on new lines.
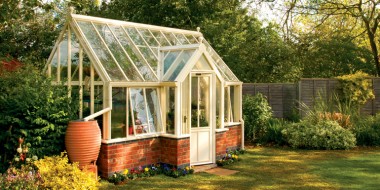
xmin=17 ymin=148 xmax=22 ymax=153
xmin=15 ymin=157 xmax=20 ymax=162
xmin=32 ymin=155 xmax=38 ymax=161
xmin=26 ymin=158 xmax=31 ymax=162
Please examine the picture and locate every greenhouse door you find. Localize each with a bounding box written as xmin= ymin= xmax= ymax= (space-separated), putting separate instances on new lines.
xmin=190 ymin=73 xmax=213 ymax=165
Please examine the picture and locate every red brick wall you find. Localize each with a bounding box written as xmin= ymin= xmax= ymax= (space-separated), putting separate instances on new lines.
xmin=98 ymin=125 xmax=241 ymax=177
xmin=216 ymin=124 xmax=242 ymax=160
xmin=160 ymin=137 xmax=190 ymax=167
xmin=98 ymin=138 xmax=161 ymax=177
xmin=98 ymin=137 xmax=190 ymax=177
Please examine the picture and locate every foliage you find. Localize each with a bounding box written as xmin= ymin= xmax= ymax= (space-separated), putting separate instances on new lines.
xmin=0 ymin=65 xmax=79 ymax=172
xmin=0 ymin=138 xmax=42 ymax=190
xmin=216 ymin=148 xmax=245 ymax=166
xmin=297 ymin=35 xmax=375 ymax=78
xmin=34 ymin=152 xmax=99 ymax=189
xmin=243 ymin=93 xmax=273 ymax=142
xmin=282 ymin=120 xmax=356 ymax=150
xmin=108 ymin=164 xmax=195 ymax=184
xmin=264 ymin=0 xmax=380 ymax=76
xmin=336 ymin=71 xmax=375 ymax=107
xmin=353 ymin=114 xmax=380 ymax=146
xmin=300 ymin=92 xmax=357 ymax=129
xmin=318 ymin=112 xmax=351 ymax=130
xmin=259 ymin=118 xmax=288 ymax=146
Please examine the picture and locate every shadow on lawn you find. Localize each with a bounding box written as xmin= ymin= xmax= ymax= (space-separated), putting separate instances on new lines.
xmin=99 ymin=147 xmax=380 ymax=190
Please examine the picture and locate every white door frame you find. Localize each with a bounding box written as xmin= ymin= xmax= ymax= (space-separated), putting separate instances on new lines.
xmin=189 ymin=72 xmax=215 ymax=165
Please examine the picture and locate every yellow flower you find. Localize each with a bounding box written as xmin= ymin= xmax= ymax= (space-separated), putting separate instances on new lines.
xmin=144 ymin=167 xmax=149 ymax=172
xmin=123 ymin=169 xmax=129 ymax=175
xmin=185 ymin=166 xmax=190 ymax=171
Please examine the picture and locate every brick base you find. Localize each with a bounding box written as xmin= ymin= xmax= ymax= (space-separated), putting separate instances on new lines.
xmin=215 ymin=125 xmax=242 ymax=160
xmin=98 ymin=124 xmax=242 ymax=177
xmin=98 ymin=136 xmax=190 ymax=177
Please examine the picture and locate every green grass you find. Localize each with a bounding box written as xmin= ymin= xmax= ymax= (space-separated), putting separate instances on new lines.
xmin=99 ymin=147 xmax=380 ymax=190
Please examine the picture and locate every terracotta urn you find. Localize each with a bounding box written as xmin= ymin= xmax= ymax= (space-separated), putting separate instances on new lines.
xmin=65 ymin=120 xmax=101 ymax=168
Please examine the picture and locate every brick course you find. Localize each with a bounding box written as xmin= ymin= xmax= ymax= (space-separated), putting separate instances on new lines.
xmin=215 ymin=125 xmax=242 ymax=160
xmin=98 ymin=124 xmax=242 ymax=177
xmin=98 ymin=137 xmax=190 ymax=177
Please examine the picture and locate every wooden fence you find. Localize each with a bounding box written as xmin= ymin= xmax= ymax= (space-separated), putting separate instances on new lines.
xmin=242 ymin=78 xmax=380 ymax=118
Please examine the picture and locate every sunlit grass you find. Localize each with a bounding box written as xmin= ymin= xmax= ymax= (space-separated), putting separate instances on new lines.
xmin=99 ymin=147 xmax=380 ymax=190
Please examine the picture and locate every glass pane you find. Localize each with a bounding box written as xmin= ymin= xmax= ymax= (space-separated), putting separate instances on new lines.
xmin=82 ymin=84 xmax=103 ymax=119
xmin=168 ymin=50 xmax=195 ymax=81
xmin=94 ymin=24 xmax=142 ymax=81
xmin=138 ymin=29 xmax=159 ymax=47
xmin=175 ymin=33 xmax=189 ymax=45
xmin=130 ymin=88 xmax=149 ymax=134
xmin=191 ymin=77 xmax=199 ymax=128
xmin=125 ymin=27 xmax=145 ymax=45
xmin=204 ymin=40 xmax=239 ymax=81
xmin=216 ymin=78 xmax=221 ymax=128
xmin=182 ymin=75 xmax=190 ymax=134
xmin=77 ymin=21 xmax=125 ymax=81
xmin=146 ymin=88 xmax=161 ymax=133
xmin=199 ymin=76 xmax=210 ymax=127
xmin=231 ymin=86 xmax=237 ymax=122
xmin=224 ymin=87 xmax=232 ymax=122
xmin=59 ymin=34 xmax=68 ymax=81
xmin=163 ymin=51 xmax=180 ymax=74
xmin=139 ymin=46 xmax=158 ymax=71
xmin=111 ymin=88 xmax=126 ymax=139
xmin=185 ymin=34 xmax=199 ymax=44
xmin=193 ymin=54 xmax=212 ymax=70
xmin=111 ymin=25 xmax=157 ymax=81
xmin=166 ymin=87 xmax=175 ymax=134
xmin=70 ymin=32 xmax=80 ymax=81
xmin=95 ymin=85 xmax=104 ymax=112
xmin=151 ymin=30 xmax=170 ymax=46
xmin=50 ymin=51 xmax=58 ymax=81
xmin=164 ymin=32 xmax=180 ymax=45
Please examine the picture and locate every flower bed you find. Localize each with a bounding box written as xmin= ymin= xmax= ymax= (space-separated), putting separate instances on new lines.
xmin=108 ymin=164 xmax=195 ymax=185
xmin=216 ymin=149 xmax=245 ymax=166
xmin=0 ymin=138 xmax=99 ymax=189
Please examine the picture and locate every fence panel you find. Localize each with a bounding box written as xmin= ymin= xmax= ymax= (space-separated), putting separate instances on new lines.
xmin=243 ymin=78 xmax=380 ymax=118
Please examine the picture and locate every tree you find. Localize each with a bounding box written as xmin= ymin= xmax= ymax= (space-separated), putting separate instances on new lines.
xmin=271 ymin=0 xmax=380 ymax=76
xmin=0 ymin=0 xmax=101 ymax=67
xmin=294 ymin=31 xmax=375 ymax=78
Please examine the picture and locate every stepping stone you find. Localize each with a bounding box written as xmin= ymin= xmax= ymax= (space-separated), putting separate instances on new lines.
xmin=193 ymin=164 xmax=217 ymax=173
xmin=205 ymin=167 xmax=239 ymax=176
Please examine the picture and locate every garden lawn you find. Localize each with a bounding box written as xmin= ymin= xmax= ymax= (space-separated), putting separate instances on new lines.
xmin=99 ymin=147 xmax=380 ymax=190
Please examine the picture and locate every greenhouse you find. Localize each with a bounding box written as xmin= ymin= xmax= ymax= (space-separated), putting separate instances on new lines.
xmin=44 ymin=12 xmax=243 ymax=177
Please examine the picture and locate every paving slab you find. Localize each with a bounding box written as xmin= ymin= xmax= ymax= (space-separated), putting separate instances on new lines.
xmin=204 ymin=167 xmax=239 ymax=176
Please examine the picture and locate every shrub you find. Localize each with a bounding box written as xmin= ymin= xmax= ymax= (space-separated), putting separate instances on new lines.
xmin=259 ymin=118 xmax=288 ymax=145
xmin=0 ymin=65 xmax=78 ymax=172
xmin=0 ymin=164 xmax=42 ymax=190
xmin=282 ymin=120 xmax=356 ymax=150
xmin=243 ymin=93 xmax=273 ymax=142
xmin=353 ymin=114 xmax=380 ymax=146
xmin=0 ymin=138 xmax=42 ymax=190
xmin=336 ymin=71 xmax=375 ymax=106
xmin=216 ymin=149 xmax=244 ymax=166
xmin=34 ymin=152 xmax=99 ymax=189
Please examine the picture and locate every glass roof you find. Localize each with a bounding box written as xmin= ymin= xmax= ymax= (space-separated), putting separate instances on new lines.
xmin=46 ymin=14 xmax=240 ymax=82
xmin=162 ymin=49 xmax=196 ymax=81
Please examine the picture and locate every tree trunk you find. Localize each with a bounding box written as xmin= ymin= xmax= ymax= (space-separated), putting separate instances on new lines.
xmin=368 ymin=32 xmax=380 ymax=76
xmin=363 ymin=16 xmax=380 ymax=76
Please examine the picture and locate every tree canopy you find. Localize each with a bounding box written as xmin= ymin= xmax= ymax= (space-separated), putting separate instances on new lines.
xmin=0 ymin=0 xmax=377 ymax=81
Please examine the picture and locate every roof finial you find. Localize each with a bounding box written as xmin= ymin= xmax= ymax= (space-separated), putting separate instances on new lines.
xmin=198 ymin=36 xmax=204 ymax=44
xmin=196 ymin=27 xmax=200 ymax=32
xmin=69 ymin=6 xmax=75 ymax=14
